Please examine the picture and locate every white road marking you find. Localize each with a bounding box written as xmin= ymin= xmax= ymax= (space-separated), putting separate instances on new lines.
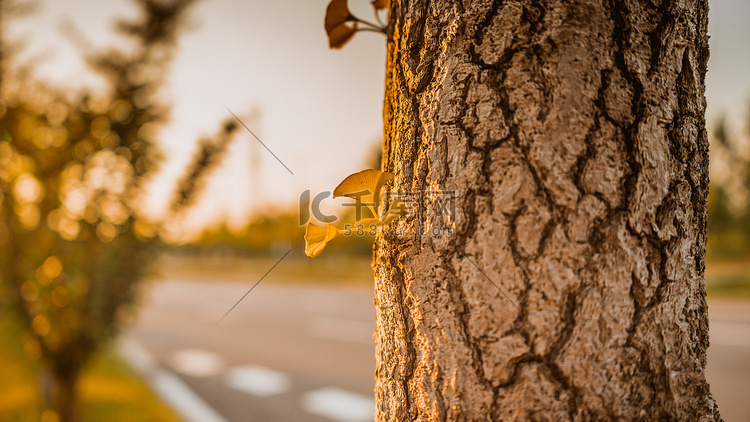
xmin=226 ymin=365 xmax=292 ymax=397
xmin=120 ymin=337 xmax=157 ymax=373
xmin=302 ymin=387 xmax=375 ymax=422
xmin=169 ymin=349 xmax=225 ymax=377
xmin=152 ymin=370 xmax=229 ymax=422
xmin=119 ymin=339 xmax=228 ymax=422
xmin=310 ymin=316 xmax=373 ymax=344
xmin=711 ymin=320 xmax=750 ymax=348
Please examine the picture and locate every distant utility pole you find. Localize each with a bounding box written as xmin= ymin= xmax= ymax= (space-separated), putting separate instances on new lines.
xmin=246 ymin=106 xmax=263 ymax=217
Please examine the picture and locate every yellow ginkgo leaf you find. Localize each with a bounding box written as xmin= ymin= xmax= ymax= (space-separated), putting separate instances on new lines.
xmin=381 ymin=199 xmax=406 ymax=225
xmin=333 ymin=169 xmax=394 ymax=218
xmin=304 ymin=222 xmax=343 ymax=258
xmin=305 ymin=170 xmax=405 ymax=258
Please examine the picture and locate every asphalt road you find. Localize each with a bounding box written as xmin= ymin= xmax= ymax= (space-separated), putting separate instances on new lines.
xmin=125 ymin=278 xmax=750 ymax=422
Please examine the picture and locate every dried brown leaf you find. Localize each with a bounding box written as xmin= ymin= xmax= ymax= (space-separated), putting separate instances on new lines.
xmin=328 ymin=22 xmax=358 ymax=49
xmin=371 ymin=0 xmax=389 ymax=10
xmin=325 ymin=0 xmax=352 ymax=33
xmin=325 ymin=0 xmax=357 ymax=49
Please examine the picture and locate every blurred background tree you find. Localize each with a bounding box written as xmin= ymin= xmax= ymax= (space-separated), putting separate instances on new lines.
xmin=708 ymin=114 xmax=750 ymax=260
xmin=0 ymin=0 xmax=239 ymax=420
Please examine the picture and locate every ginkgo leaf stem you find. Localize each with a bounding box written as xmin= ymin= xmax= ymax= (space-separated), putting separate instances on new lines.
xmin=372 ymin=7 xmax=386 ymax=27
xmin=351 ymin=16 xmax=386 ymax=33
xmin=356 ymin=27 xmax=387 ymax=35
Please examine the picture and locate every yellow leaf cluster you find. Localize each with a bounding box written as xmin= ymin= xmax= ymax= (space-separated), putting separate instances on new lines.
xmin=304 ymin=169 xmax=403 ymax=257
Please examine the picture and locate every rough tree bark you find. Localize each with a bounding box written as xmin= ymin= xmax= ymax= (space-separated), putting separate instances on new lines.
xmin=374 ymin=0 xmax=720 ymax=420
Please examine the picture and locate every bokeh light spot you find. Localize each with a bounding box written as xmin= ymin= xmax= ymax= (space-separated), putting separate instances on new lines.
xmin=16 ymin=203 xmax=40 ymax=229
xmin=42 ymin=256 xmax=63 ymax=280
xmin=20 ymin=280 xmax=38 ymax=302
xmin=32 ymin=315 xmax=51 ymax=337
xmin=90 ymin=116 xmax=111 ymax=139
xmin=45 ymin=102 xmax=68 ymax=126
xmin=96 ymin=221 xmax=118 ymax=242
xmin=13 ymin=173 xmax=43 ymax=203
xmin=51 ymin=286 xmax=70 ymax=308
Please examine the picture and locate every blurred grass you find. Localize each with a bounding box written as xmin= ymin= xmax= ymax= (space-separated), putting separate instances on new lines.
xmin=0 ymin=312 xmax=180 ymax=422
xmin=706 ymin=259 xmax=750 ymax=298
xmin=157 ymin=252 xmax=375 ymax=285
xmin=706 ymin=276 xmax=750 ymax=297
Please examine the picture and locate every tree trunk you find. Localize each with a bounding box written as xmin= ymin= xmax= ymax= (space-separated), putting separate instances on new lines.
xmin=42 ymin=368 xmax=79 ymax=422
xmin=374 ymin=0 xmax=720 ymax=420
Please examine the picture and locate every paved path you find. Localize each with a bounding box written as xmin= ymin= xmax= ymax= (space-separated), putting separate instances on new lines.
xmin=125 ymin=279 xmax=750 ymax=421
xmin=704 ymin=299 xmax=750 ymax=421
xmin=127 ymin=280 xmax=377 ymax=422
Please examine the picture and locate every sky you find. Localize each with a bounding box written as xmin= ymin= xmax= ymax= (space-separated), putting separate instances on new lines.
xmin=7 ymin=0 xmax=750 ymax=237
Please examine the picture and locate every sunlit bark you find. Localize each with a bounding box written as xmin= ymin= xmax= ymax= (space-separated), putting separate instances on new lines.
xmin=374 ymin=0 xmax=720 ymax=419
